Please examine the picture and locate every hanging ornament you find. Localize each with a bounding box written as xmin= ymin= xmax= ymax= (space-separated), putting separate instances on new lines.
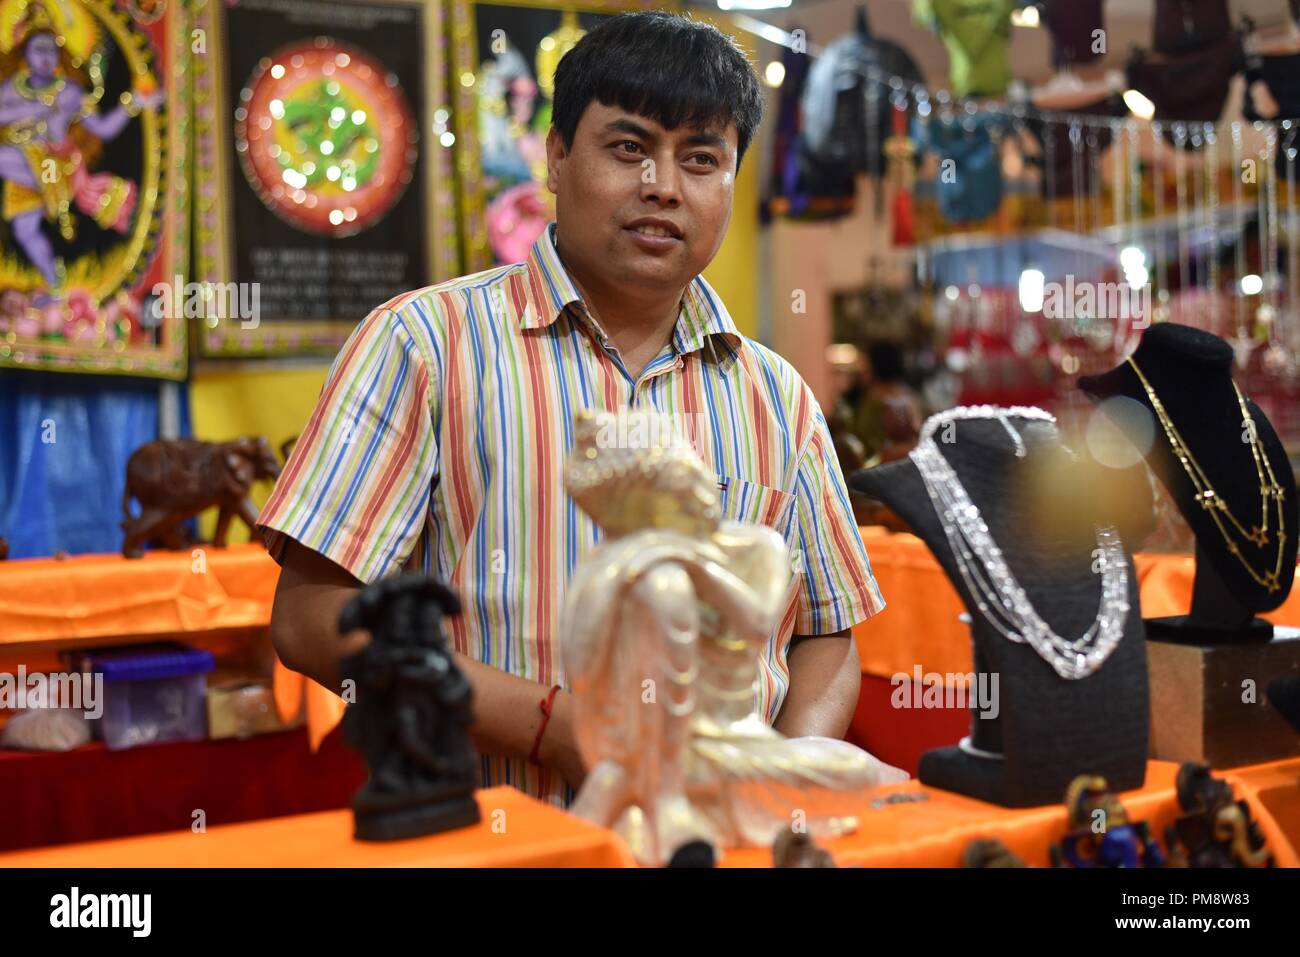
xmin=885 ymin=93 xmax=917 ymax=247
xmin=1085 ymin=318 xmax=1116 ymax=353
xmin=1255 ymin=302 xmax=1276 ymax=340
xmin=1011 ymin=316 xmax=1040 ymax=357
xmin=1262 ymin=342 xmax=1294 ymax=378
xmin=1230 ymin=328 xmax=1257 ymax=369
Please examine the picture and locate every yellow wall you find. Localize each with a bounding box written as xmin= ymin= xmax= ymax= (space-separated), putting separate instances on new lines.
xmin=189 ymin=364 xmax=329 ymax=540
xmin=702 ymin=127 xmax=759 ymax=338
xmin=700 ymin=10 xmax=759 ymax=338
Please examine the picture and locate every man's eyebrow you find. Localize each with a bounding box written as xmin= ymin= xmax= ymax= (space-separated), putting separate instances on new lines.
xmin=682 ymin=130 xmax=728 ymax=150
xmin=603 ymin=119 xmax=654 ymax=139
xmin=602 ymin=118 xmax=730 ymax=152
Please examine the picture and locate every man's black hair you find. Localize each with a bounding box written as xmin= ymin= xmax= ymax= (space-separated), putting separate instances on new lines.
xmin=552 ymin=12 xmax=764 ymax=168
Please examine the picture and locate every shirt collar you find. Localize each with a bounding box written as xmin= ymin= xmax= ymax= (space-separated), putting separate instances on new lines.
xmin=521 ymin=222 xmax=743 ymax=357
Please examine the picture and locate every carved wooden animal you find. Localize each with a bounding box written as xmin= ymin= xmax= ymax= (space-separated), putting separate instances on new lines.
xmin=121 ymin=437 xmax=281 ymax=558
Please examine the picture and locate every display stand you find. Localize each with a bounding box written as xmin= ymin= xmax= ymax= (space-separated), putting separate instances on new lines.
xmin=851 ymin=415 xmax=1149 ymax=807
xmin=1081 ymin=324 xmax=1300 ymax=763
xmin=1079 ymin=324 xmax=1299 ymax=641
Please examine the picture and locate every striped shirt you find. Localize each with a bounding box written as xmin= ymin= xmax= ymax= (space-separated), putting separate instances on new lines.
xmin=258 ymin=221 xmax=885 ymax=806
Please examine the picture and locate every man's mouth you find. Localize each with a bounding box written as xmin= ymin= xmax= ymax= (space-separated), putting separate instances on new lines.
xmin=628 ymin=224 xmax=676 ymax=238
xmin=624 ymin=216 xmax=684 ymax=242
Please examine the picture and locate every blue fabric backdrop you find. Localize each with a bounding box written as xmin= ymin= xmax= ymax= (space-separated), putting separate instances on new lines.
xmin=0 ymin=371 xmax=190 ymax=558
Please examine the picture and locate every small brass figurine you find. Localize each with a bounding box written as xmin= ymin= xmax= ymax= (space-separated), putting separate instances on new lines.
xmin=561 ymin=409 xmax=905 ymax=866
xmin=1051 ymin=775 xmax=1165 ymax=868
xmin=1164 ymin=763 xmax=1272 ymax=868
xmin=121 ymin=437 xmax=281 ymax=557
xmin=339 ymin=575 xmax=480 ymax=841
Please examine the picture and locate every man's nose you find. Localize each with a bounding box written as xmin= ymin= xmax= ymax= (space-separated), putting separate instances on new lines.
xmin=638 ymin=151 xmax=682 ymax=207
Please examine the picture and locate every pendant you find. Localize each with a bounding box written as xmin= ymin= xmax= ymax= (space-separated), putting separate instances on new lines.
xmin=1230 ymin=330 xmax=1256 ymax=370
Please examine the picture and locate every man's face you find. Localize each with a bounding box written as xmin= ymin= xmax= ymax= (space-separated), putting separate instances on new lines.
xmin=545 ymin=101 xmax=737 ymax=298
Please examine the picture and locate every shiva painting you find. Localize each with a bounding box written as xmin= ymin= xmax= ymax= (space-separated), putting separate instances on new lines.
xmin=0 ymin=0 xmax=187 ymax=377
xmin=465 ymin=0 xmax=666 ymax=266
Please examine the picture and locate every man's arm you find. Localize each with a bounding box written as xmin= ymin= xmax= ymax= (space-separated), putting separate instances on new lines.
xmin=773 ymin=630 xmax=861 ymax=739
xmin=270 ymin=539 xmax=586 ymax=787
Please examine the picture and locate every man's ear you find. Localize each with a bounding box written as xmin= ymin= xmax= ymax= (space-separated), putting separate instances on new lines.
xmin=545 ymin=126 xmax=565 ymax=194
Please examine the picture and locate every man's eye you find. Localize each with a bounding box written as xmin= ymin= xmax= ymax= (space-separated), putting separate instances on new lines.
xmin=688 ymin=154 xmax=719 ymax=168
xmin=613 ymin=141 xmax=643 ymax=154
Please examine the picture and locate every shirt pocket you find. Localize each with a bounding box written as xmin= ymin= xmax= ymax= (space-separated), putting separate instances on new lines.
xmin=716 ymin=476 xmax=797 ymax=536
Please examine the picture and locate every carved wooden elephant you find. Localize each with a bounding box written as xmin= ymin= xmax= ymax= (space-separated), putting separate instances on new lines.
xmin=121 ymin=437 xmax=282 ymax=558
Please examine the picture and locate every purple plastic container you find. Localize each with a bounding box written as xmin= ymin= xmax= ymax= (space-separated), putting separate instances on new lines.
xmin=77 ymin=643 xmax=215 ymax=750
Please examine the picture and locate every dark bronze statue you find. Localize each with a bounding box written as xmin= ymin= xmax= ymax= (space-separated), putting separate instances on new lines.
xmin=120 ymin=437 xmax=281 ymax=558
xmin=339 ymin=574 xmax=480 ymax=841
xmin=1164 ymin=763 xmax=1272 ymax=868
xmin=0 ymin=537 xmax=7 ymax=560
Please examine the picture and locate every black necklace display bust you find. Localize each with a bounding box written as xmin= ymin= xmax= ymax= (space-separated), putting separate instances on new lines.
xmin=1079 ymin=323 xmax=1298 ymax=641
xmin=850 ymin=411 xmax=1149 ymax=807
xmin=1081 ymin=324 xmax=1300 ymax=766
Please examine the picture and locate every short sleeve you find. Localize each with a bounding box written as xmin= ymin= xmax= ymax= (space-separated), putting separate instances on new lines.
xmin=791 ymin=402 xmax=886 ymax=635
xmin=257 ymin=306 xmax=438 ymax=584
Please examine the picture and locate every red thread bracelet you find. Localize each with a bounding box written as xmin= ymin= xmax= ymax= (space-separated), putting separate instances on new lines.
xmin=528 ymin=684 xmax=562 ymax=766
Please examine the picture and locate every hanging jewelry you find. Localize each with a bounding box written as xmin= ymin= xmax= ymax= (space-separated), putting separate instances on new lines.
xmin=1286 ymin=130 xmax=1299 ymax=364
xmin=1206 ymin=124 xmax=1221 ymax=334
xmin=1231 ymin=121 xmax=1253 ymax=366
xmin=1175 ymin=123 xmax=1192 ymax=307
xmin=1153 ymin=122 xmax=1171 ymax=321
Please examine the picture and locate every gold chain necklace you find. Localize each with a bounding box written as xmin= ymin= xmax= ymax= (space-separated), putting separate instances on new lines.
xmin=1127 ymin=356 xmax=1287 ymax=593
xmin=14 ymin=71 xmax=65 ymax=108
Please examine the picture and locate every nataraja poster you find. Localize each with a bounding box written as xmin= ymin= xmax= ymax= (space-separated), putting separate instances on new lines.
xmin=0 ymin=0 xmax=188 ymax=378
xmin=193 ymin=0 xmax=449 ymax=358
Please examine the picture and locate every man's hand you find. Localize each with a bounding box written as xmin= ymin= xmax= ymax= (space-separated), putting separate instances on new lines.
xmin=269 ymin=538 xmax=585 ymax=786
xmin=773 ymin=629 xmax=861 ymax=739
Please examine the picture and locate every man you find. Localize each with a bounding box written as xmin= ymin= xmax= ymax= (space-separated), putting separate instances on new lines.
xmin=261 ymin=12 xmax=884 ymax=807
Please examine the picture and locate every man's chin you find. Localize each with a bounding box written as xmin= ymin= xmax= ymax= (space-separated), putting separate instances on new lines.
xmin=616 ymin=254 xmax=697 ymax=291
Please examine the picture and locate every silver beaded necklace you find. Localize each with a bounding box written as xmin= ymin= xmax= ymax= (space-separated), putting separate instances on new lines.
xmin=908 ymin=406 xmax=1130 ymax=680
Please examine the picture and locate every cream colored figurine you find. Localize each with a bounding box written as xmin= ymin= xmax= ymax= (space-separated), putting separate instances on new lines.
xmin=562 ymin=409 xmax=906 ymax=865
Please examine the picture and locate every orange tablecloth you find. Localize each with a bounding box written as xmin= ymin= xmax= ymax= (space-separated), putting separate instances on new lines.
xmin=721 ymin=758 xmax=1300 ymax=868
xmin=0 ymin=544 xmax=278 ymax=646
xmin=0 ymin=786 xmax=638 ymax=868
xmin=853 ymin=527 xmax=1300 ymax=680
xmin=4 ymin=761 xmax=1295 ymax=868
xmin=3 ymin=535 xmax=1297 ymax=747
